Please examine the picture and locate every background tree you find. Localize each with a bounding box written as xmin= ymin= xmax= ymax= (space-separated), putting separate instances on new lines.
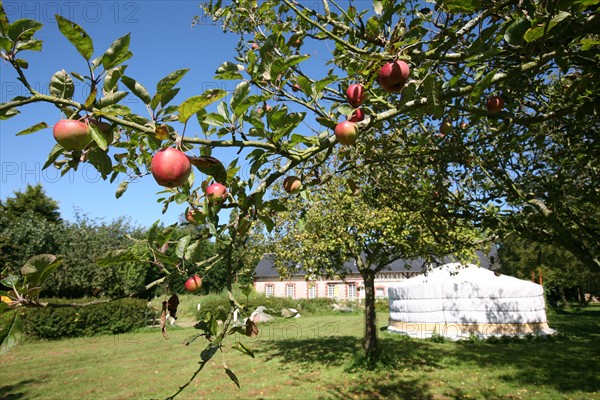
xmin=498 ymin=235 xmax=600 ymax=307
xmin=43 ymin=213 xmax=150 ymax=298
xmin=265 ymin=169 xmax=483 ymax=363
xmin=0 ymin=184 xmax=61 ymax=223
xmin=0 ymin=184 xmax=63 ymax=272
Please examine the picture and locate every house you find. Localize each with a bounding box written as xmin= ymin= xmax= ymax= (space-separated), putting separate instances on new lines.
xmin=253 ymin=249 xmax=499 ymax=300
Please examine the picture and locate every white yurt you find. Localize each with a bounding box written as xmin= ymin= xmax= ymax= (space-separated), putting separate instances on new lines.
xmin=387 ymin=263 xmax=553 ymax=339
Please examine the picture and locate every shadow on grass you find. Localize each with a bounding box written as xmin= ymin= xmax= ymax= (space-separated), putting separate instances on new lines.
xmin=447 ymin=308 xmax=600 ymax=394
xmin=259 ymin=333 xmax=446 ymax=372
xmin=0 ymin=379 xmax=38 ymax=400
xmin=260 ymin=333 xmax=444 ymax=399
xmin=548 ymin=307 xmax=600 ymax=338
xmin=323 ymin=375 xmax=434 ymax=400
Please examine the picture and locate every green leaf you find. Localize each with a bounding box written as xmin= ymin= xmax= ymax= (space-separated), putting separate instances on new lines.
xmin=424 ymin=75 xmax=443 ymax=119
xmin=156 ymin=88 xmax=180 ymax=109
xmin=15 ymin=122 xmax=47 ymax=136
xmin=224 ymin=367 xmax=240 ymax=389
xmin=281 ymin=54 xmax=310 ymax=71
xmin=504 ymin=18 xmax=530 ymax=47
xmin=103 ymin=65 xmax=127 ymax=93
xmin=0 ymin=108 xmax=19 ymax=120
xmin=155 ymin=223 xmax=178 ymax=248
xmin=258 ymin=215 xmax=275 ymax=232
xmin=96 ymin=91 xmax=128 ymax=109
xmin=15 ymin=38 xmax=42 ymax=51
xmin=0 ymin=3 xmax=10 ymax=37
xmin=234 ymin=95 xmax=265 ymax=117
xmin=523 ymin=25 xmax=545 ymax=43
xmin=175 ymin=235 xmax=191 ymax=259
xmin=14 ymin=58 xmax=28 ymax=69
xmin=0 ymin=37 xmax=12 ymax=52
xmin=230 ymin=81 xmax=250 ymax=115
xmin=178 ymin=89 xmax=228 ymax=124
xmin=373 ymin=1 xmax=383 ymax=15
xmin=524 ymin=12 xmax=571 ymax=43
xmin=156 ymin=68 xmax=189 ymax=94
xmin=183 ymin=333 xmax=204 ymax=346
xmin=1 ymin=274 xmax=19 ymax=288
xmin=438 ymin=0 xmax=482 ymax=13
xmin=366 ymin=16 xmax=380 ymax=39
xmin=102 ymin=33 xmax=133 ymax=70
xmin=231 ymin=342 xmax=254 ymax=358
xmin=87 ymin=147 xmax=112 ymax=178
xmin=0 ymin=310 xmax=22 ymax=355
xmin=200 ymin=343 xmax=219 ymax=362
xmin=174 ymin=193 xmax=188 ymax=204
xmin=188 ymin=156 xmax=227 ymax=184
xmin=89 ymin=123 xmax=108 ymax=150
xmin=55 ymin=15 xmax=93 ymax=60
xmin=121 ymin=75 xmax=151 ymax=104
xmin=42 ymin=144 xmax=64 ymax=169
xmin=214 ymin=61 xmax=244 ymax=80
xmin=49 ymin=70 xmax=75 ymax=99
xmin=83 ymin=86 xmax=97 ymax=109
xmin=469 ymin=68 xmax=498 ymax=101
xmin=8 ymin=19 xmax=42 ymax=42
xmin=115 ymin=181 xmax=129 ymax=198
xmin=184 ymin=240 xmax=200 ymax=262
xmin=21 ymin=254 xmax=63 ymax=288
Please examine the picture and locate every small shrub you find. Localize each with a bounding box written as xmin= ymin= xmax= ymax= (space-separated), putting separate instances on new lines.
xmin=375 ymin=298 xmax=389 ymax=312
xmin=21 ymin=298 xmax=150 ymax=340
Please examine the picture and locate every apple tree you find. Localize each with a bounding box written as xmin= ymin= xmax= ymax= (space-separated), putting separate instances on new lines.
xmin=0 ymin=0 xmax=598 ymax=394
xmin=194 ymin=0 xmax=599 ymax=270
xmin=264 ymin=169 xmax=483 ymax=364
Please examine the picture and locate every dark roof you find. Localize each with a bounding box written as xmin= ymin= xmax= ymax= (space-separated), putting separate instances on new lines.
xmin=254 ymin=247 xmax=499 ymax=278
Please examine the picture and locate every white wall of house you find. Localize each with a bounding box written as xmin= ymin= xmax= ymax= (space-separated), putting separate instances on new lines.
xmin=254 ymin=272 xmax=418 ymax=300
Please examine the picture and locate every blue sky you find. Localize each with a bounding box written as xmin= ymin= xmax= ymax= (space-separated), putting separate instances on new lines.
xmin=1 ymin=1 xmax=247 ymax=227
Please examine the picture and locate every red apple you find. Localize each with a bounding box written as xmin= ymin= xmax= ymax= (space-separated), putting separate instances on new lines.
xmin=348 ymin=108 xmax=365 ymax=123
xmin=186 ymin=208 xmax=199 ymax=224
xmin=486 ymin=95 xmax=504 ymax=113
xmin=206 ymin=182 xmax=227 ymax=203
xmin=292 ymin=83 xmax=301 ymax=92
xmin=251 ymin=42 xmax=259 ymax=50
xmin=184 ymin=275 xmax=202 ymax=292
xmin=377 ymin=60 xmax=410 ymax=93
xmin=439 ymin=120 xmax=453 ymax=136
xmin=283 ymin=176 xmax=302 ymax=194
xmin=53 ymin=119 xmax=93 ymax=150
xmin=151 ymin=147 xmax=191 ymax=188
xmin=346 ymin=84 xmax=366 ymax=107
xmin=334 ymin=121 xmax=358 ymax=145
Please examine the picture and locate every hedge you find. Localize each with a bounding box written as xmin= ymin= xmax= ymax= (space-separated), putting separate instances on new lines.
xmin=21 ymin=298 xmax=151 ymax=340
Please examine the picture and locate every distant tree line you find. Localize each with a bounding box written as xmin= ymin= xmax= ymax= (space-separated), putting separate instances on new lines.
xmin=0 ymin=184 xmax=256 ymax=298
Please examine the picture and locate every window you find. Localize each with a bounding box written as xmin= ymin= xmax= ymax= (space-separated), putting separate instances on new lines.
xmin=348 ymin=283 xmax=357 ymax=300
xmin=265 ymin=285 xmax=274 ymax=298
xmin=286 ymin=284 xmax=295 ymax=299
xmin=376 ymin=287 xmax=386 ymax=298
xmin=308 ymin=285 xmax=316 ymax=299
xmin=327 ymin=284 xmax=335 ymax=299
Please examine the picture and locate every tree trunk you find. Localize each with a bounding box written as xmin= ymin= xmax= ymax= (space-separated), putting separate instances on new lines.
xmin=560 ymin=286 xmax=569 ymax=307
xmin=360 ymin=269 xmax=378 ymax=364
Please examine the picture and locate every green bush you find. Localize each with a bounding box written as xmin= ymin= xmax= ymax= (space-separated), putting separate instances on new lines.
xmin=375 ymin=298 xmax=390 ymax=312
xmin=21 ymin=298 xmax=150 ymax=340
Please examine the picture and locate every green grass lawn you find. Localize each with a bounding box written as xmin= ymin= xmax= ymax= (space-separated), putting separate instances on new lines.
xmin=1 ymin=306 xmax=599 ymax=400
